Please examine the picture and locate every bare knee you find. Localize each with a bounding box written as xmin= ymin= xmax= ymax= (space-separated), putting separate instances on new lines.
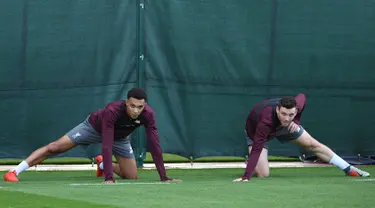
xmin=46 ymin=142 xmax=63 ymax=155
xmin=128 ymin=172 xmax=138 ymax=179
xmin=257 ymin=170 xmax=270 ymax=178
xmin=46 ymin=136 xmax=75 ymax=155
xmin=119 ymin=173 xmax=137 ymax=180
xmin=305 ymin=139 xmax=323 ymax=152
xmin=116 ymin=167 xmax=138 ymax=180
xmin=115 ymin=157 xmax=138 ymax=180
xmin=294 ymin=132 xmax=324 ymax=152
xmin=126 ymin=175 xmax=138 ymax=180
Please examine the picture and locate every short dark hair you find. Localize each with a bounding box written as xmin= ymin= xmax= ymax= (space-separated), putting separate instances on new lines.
xmin=127 ymin=88 xmax=147 ymax=101
xmin=278 ymin=96 xmax=297 ymax=109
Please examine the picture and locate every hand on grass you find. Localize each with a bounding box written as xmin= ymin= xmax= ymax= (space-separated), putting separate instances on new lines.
xmin=104 ymin=179 xmax=117 ymax=184
xmin=163 ymin=177 xmax=182 ymax=183
xmin=233 ymin=177 xmax=249 ymax=182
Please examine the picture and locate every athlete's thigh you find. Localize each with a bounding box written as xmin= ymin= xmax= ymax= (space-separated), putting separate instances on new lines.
xmin=49 ymin=117 xmax=99 ymax=152
xmin=114 ymin=155 xmax=137 ymax=179
xmin=49 ymin=135 xmax=77 ymax=152
xmin=290 ymin=129 xmax=320 ymax=149
xmin=248 ymin=145 xmax=269 ymax=177
xmin=113 ymin=139 xmax=137 ymax=179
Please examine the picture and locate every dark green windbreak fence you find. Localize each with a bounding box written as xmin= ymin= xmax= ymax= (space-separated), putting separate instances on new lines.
xmin=1 ymin=0 xmax=374 ymax=166
xmin=0 ymin=0 xmax=139 ymax=160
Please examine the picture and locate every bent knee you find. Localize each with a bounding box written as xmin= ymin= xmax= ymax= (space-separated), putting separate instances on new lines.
xmin=306 ymin=140 xmax=323 ymax=151
xmin=46 ymin=142 xmax=63 ymax=154
xmin=120 ymin=175 xmax=138 ymax=180
xmin=119 ymin=172 xmax=138 ymax=180
xmin=126 ymin=175 xmax=138 ymax=180
xmin=257 ymin=172 xmax=270 ymax=178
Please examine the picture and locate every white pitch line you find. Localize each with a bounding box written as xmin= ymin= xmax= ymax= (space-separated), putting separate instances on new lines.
xmin=352 ymin=178 xmax=375 ymax=182
xmin=69 ymin=182 xmax=169 ymax=186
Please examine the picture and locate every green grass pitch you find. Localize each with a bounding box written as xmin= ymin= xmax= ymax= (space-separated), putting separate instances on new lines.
xmin=1 ymin=166 xmax=374 ymax=208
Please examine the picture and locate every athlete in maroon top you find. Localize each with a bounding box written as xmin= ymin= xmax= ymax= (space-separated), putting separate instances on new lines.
xmin=243 ymin=94 xmax=306 ymax=179
xmin=88 ymin=100 xmax=168 ymax=181
xmin=233 ymin=94 xmax=370 ymax=183
xmin=3 ymin=88 xmax=182 ymax=183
